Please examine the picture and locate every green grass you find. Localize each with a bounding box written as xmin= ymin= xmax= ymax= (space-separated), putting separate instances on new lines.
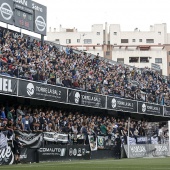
xmin=1 ymin=158 xmax=170 ymax=170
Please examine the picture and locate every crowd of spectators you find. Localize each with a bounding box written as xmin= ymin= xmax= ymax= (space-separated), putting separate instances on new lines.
xmin=0 ymin=104 xmax=168 ymax=144
xmin=0 ymin=28 xmax=170 ymax=105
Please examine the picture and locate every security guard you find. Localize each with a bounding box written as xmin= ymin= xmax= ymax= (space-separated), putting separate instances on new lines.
xmin=114 ymin=132 xmax=121 ymax=159
xmin=13 ymin=135 xmax=23 ymax=164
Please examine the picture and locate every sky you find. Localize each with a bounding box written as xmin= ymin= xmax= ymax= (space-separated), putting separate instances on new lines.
xmin=34 ymin=0 xmax=170 ymax=32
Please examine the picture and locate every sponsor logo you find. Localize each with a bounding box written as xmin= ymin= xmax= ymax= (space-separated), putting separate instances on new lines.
xmin=81 ymin=95 xmax=101 ymax=102
xmin=111 ymin=98 xmax=116 ymax=108
xmin=0 ymin=3 xmax=13 ymax=21
xmin=75 ymin=92 xmax=80 ymax=104
xmin=0 ymin=146 xmax=14 ymax=165
xmin=35 ymin=16 xmax=46 ymax=32
xmin=73 ymin=148 xmax=77 ymax=156
xmin=32 ymin=3 xmax=43 ymax=12
xmin=137 ymin=137 xmax=147 ymax=143
xmin=23 ymin=13 xmax=26 ymax=19
xmin=142 ymin=103 xmax=146 ymax=112
xmin=78 ymin=148 xmax=81 ymax=154
xmin=13 ymin=0 xmax=28 ymax=7
xmin=155 ymin=145 xmax=168 ymax=152
xmin=82 ymin=148 xmax=86 ymax=155
xmin=26 ymin=83 xmax=34 ymax=96
xmin=69 ymin=148 xmax=73 ymax=156
xmin=0 ymin=78 xmax=13 ymax=93
xmin=39 ymin=148 xmax=66 ymax=156
xmin=130 ymin=146 xmax=146 ymax=153
xmin=98 ymin=137 xmax=104 ymax=146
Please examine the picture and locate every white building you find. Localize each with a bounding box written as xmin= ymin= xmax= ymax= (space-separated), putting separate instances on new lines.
xmin=47 ymin=23 xmax=170 ymax=76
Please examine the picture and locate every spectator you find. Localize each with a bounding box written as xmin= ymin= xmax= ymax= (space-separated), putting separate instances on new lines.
xmin=0 ymin=107 xmax=6 ymax=119
xmin=22 ymin=114 xmax=31 ymax=132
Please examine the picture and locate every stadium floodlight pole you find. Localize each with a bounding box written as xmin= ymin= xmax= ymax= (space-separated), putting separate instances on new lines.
xmin=127 ymin=117 xmax=130 ymax=158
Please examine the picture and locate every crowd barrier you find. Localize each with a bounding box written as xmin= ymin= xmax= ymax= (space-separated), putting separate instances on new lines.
xmin=1 ymin=130 xmax=168 ymax=165
xmin=0 ymin=75 xmax=169 ymax=117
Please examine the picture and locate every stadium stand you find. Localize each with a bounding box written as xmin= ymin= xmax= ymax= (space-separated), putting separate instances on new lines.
xmin=0 ymin=28 xmax=170 ymax=106
xmin=0 ymin=103 xmax=168 ymax=145
xmin=0 ymin=24 xmax=168 ymax=144
xmin=0 ymin=28 xmax=169 ymax=164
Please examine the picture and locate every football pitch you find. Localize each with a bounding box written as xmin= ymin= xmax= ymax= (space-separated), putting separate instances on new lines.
xmin=1 ymin=158 xmax=170 ymax=170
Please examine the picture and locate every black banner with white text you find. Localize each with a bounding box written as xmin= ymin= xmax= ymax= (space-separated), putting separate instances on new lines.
xmin=107 ymin=96 xmax=137 ymax=112
xmin=138 ymin=102 xmax=163 ymax=116
xmin=68 ymin=89 xmax=106 ymax=109
xmin=18 ymin=80 xmax=67 ymax=103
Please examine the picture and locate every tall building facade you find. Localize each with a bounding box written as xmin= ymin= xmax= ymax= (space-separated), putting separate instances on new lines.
xmin=47 ymin=23 xmax=170 ymax=76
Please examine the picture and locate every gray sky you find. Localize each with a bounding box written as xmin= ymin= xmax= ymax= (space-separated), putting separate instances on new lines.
xmin=35 ymin=0 xmax=170 ymax=32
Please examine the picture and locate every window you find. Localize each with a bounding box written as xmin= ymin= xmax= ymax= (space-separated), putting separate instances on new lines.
xmin=77 ymin=39 xmax=80 ymax=43
xmin=129 ymin=57 xmax=139 ymax=63
xmin=121 ymin=39 xmax=128 ymax=43
xmin=106 ymin=51 xmax=110 ymax=56
xmin=139 ymin=39 xmax=142 ymax=42
xmin=114 ymin=32 xmax=117 ymax=35
xmin=155 ymin=58 xmax=162 ymax=63
xmin=84 ymin=39 xmax=92 ymax=44
xmin=66 ymin=39 xmax=71 ymax=44
xmin=158 ymin=32 xmax=161 ymax=35
xmin=146 ymin=39 xmax=154 ymax=43
xmin=55 ymin=39 xmax=60 ymax=44
xmin=97 ymin=32 xmax=100 ymax=35
xmin=168 ymin=51 xmax=170 ymax=55
xmin=132 ymin=39 xmax=136 ymax=42
xmin=117 ymin=58 xmax=124 ymax=64
xmin=140 ymin=57 xmax=149 ymax=63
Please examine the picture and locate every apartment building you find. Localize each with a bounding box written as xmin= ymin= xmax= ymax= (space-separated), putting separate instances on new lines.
xmin=47 ymin=23 xmax=170 ymax=76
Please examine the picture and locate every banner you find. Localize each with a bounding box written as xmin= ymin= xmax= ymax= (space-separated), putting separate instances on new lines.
xmin=138 ymin=102 xmax=163 ymax=116
xmin=67 ymin=145 xmax=90 ymax=159
xmin=0 ymin=146 xmax=14 ymax=165
xmin=97 ymin=136 xmax=105 ymax=149
xmin=18 ymin=80 xmax=67 ymax=103
xmin=68 ymin=89 xmax=106 ymax=109
xmin=43 ymin=132 xmax=68 ymax=143
xmin=15 ymin=131 xmax=42 ymax=148
xmin=136 ymin=137 xmax=148 ymax=144
xmin=88 ymin=135 xmax=97 ymax=151
xmin=164 ymin=106 xmax=170 ymax=117
xmin=128 ymin=136 xmax=158 ymax=145
xmin=38 ymin=145 xmax=91 ymax=161
xmin=20 ymin=148 xmax=38 ymax=163
xmin=107 ymin=96 xmax=137 ymax=113
xmin=0 ymin=76 xmax=17 ymax=96
xmin=149 ymin=144 xmax=169 ymax=157
xmin=38 ymin=145 xmax=67 ymax=161
xmin=127 ymin=137 xmax=137 ymax=145
xmin=124 ymin=144 xmax=147 ymax=158
xmin=124 ymin=144 xmax=169 ymax=158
